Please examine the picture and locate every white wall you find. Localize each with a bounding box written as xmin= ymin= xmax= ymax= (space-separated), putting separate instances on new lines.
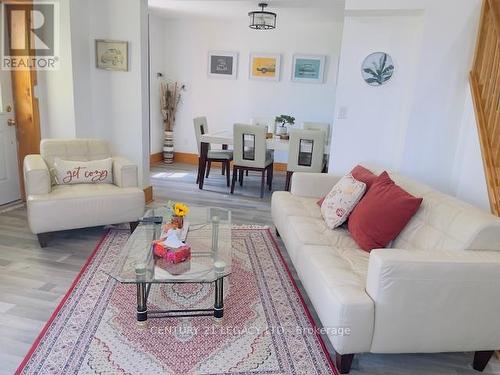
xmin=37 ymin=0 xmax=76 ymax=138
xmin=398 ymin=0 xmax=482 ymax=194
xmin=329 ymin=0 xmax=489 ymax=209
xmin=155 ymin=18 xmax=343 ymax=159
xmin=70 ymin=0 xmax=93 ymax=138
xmin=452 ymin=89 xmax=490 ymax=211
xmin=36 ymin=0 xmax=151 ymax=187
xmin=149 ymin=15 xmax=166 ymax=154
xmin=330 ymin=11 xmax=424 ymax=173
xmin=69 ymin=0 xmax=151 ymax=187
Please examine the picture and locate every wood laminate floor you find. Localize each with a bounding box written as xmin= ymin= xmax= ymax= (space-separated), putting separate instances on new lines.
xmin=0 ymin=162 xmax=498 ymax=375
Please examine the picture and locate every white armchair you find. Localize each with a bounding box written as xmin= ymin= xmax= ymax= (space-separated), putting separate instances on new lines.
xmin=24 ymin=139 xmax=145 ymax=247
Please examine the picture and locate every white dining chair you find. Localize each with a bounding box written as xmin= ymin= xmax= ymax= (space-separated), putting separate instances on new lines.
xmin=285 ymin=129 xmax=326 ymax=191
xmin=231 ymin=124 xmax=274 ymax=198
xmin=303 ymin=122 xmax=331 ymax=143
xmin=193 ymin=117 xmax=233 ymax=186
xmin=250 ymin=117 xmax=274 ymax=133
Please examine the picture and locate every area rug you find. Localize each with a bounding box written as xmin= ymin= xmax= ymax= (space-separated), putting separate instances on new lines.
xmin=16 ymin=227 xmax=337 ymax=375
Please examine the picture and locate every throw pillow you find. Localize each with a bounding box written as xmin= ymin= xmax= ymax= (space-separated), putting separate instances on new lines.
xmin=348 ymin=171 xmax=423 ymax=251
xmin=320 ymin=174 xmax=366 ymax=229
xmin=351 ymin=165 xmax=377 ymax=190
xmin=316 ymin=165 xmax=377 ymax=206
xmin=53 ymin=158 xmax=113 ymax=185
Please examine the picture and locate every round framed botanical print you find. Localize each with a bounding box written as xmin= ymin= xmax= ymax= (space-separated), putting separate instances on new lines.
xmin=361 ymin=52 xmax=394 ymax=86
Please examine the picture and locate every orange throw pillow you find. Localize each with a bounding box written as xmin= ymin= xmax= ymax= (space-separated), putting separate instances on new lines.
xmin=348 ymin=171 xmax=423 ymax=251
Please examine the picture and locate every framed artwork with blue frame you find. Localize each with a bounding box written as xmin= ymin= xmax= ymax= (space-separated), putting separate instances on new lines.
xmin=292 ymin=54 xmax=326 ymax=83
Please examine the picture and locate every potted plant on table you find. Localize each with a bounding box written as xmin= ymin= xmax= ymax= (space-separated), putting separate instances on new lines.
xmin=274 ymin=115 xmax=295 ymax=140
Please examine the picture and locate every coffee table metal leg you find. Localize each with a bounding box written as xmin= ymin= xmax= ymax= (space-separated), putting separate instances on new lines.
xmin=214 ymin=278 xmax=224 ymax=319
xmin=137 ymin=282 xmax=148 ymax=323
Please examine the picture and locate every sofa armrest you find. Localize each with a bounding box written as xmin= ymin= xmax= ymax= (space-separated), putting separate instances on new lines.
xmin=23 ymin=155 xmax=51 ymax=196
xmin=366 ymin=249 xmax=500 ymax=352
xmin=290 ymin=172 xmax=340 ymax=198
xmin=113 ymin=156 xmax=138 ymax=188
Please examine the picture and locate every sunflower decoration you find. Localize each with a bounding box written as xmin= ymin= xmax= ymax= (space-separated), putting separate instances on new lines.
xmin=172 ymin=202 xmax=189 ymax=218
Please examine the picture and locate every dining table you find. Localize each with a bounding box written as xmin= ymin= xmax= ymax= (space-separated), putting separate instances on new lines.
xmin=197 ymin=130 xmax=330 ymax=190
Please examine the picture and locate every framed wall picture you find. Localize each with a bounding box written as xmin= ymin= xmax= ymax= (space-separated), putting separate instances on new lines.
xmin=249 ymin=53 xmax=281 ymax=81
xmin=95 ymin=40 xmax=128 ymax=71
xmin=292 ymin=54 xmax=326 ymax=83
xmin=208 ymin=51 xmax=238 ymax=79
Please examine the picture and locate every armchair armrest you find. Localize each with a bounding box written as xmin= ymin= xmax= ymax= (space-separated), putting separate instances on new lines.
xmin=366 ymin=249 xmax=500 ymax=353
xmin=290 ymin=172 xmax=340 ymax=198
xmin=112 ymin=156 xmax=138 ymax=188
xmin=23 ymin=155 xmax=51 ymax=196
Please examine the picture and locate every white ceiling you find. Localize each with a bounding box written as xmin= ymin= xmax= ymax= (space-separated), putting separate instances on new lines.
xmin=148 ymin=0 xmax=346 ymax=23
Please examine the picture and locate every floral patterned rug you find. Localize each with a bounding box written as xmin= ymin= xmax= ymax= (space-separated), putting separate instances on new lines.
xmin=16 ymin=227 xmax=336 ymax=375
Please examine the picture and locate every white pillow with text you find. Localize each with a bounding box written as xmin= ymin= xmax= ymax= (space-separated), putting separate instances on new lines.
xmin=53 ymin=158 xmax=113 ymax=185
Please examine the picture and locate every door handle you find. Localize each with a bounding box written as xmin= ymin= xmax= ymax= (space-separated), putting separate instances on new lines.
xmin=7 ymin=119 xmax=16 ymax=127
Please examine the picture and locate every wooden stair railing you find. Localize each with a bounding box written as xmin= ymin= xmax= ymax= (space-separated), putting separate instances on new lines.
xmin=470 ymin=0 xmax=500 ymax=215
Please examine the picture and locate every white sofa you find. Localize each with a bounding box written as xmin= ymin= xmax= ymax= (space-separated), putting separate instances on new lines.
xmin=271 ymin=165 xmax=500 ymax=374
xmin=24 ymin=139 xmax=145 ymax=247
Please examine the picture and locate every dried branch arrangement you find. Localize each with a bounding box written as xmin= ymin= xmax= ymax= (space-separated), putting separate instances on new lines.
xmin=160 ymin=81 xmax=182 ymax=132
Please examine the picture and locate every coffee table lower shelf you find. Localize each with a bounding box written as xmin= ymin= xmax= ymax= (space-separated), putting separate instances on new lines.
xmin=136 ymin=277 xmax=225 ymax=322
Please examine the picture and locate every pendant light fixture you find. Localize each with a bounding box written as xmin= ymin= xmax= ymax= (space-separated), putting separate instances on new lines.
xmin=248 ymin=3 xmax=277 ymax=30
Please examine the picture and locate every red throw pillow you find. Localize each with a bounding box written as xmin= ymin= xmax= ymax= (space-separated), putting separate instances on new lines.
xmin=351 ymin=165 xmax=377 ymax=190
xmin=348 ymin=171 xmax=423 ymax=251
xmin=317 ymin=165 xmax=377 ymax=206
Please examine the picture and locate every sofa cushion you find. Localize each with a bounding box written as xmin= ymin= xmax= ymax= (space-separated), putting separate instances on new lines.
xmin=348 ymin=172 xmax=423 ymax=251
xmin=41 ymin=139 xmax=111 ymax=169
xmin=320 ymin=173 xmax=366 ymax=229
xmin=271 ymin=191 xmax=322 ymax=219
xmin=27 ymin=184 xmax=145 ymax=234
xmin=293 ymin=244 xmax=374 ymax=353
xmin=288 ymin=216 xmax=362 ymax=250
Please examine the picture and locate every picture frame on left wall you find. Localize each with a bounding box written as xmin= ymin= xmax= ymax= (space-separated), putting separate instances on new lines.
xmin=95 ymin=40 xmax=129 ymax=71
xmin=208 ymin=51 xmax=238 ymax=79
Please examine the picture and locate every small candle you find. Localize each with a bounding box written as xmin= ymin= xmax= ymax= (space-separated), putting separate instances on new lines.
xmin=214 ymin=260 xmax=226 ymax=274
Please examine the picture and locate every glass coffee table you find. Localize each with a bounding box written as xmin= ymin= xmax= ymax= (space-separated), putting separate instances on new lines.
xmin=108 ymin=206 xmax=232 ymax=323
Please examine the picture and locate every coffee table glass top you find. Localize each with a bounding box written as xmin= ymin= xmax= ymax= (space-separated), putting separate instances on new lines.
xmin=108 ymin=206 xmax=232 ymax=284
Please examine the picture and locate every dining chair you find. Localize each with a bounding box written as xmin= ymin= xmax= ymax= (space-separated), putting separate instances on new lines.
xmin=285 ymin=129 xmax=326 ymax=191
xmin=231 ymin=124 xmax=274 ymax=198
xmin=303 ymin=122 xmax=331 ymax=143
xmin=303 ymin=122 xmax=330 ymax=172
xmin=193 ymin=117 xmax=233 ymax=187
xmin=250 ymin=117 xmax=273 ymax=132
xmin=248 ymin=119 xmax=272 ymax=176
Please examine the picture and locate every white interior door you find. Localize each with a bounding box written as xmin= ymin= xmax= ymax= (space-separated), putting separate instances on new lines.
xmin=0 ymin=69 xmax=20 ymax=205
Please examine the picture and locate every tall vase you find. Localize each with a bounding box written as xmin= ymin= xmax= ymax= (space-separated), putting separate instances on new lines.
xmin=163 ymin=131 xmax=174 ymax=164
